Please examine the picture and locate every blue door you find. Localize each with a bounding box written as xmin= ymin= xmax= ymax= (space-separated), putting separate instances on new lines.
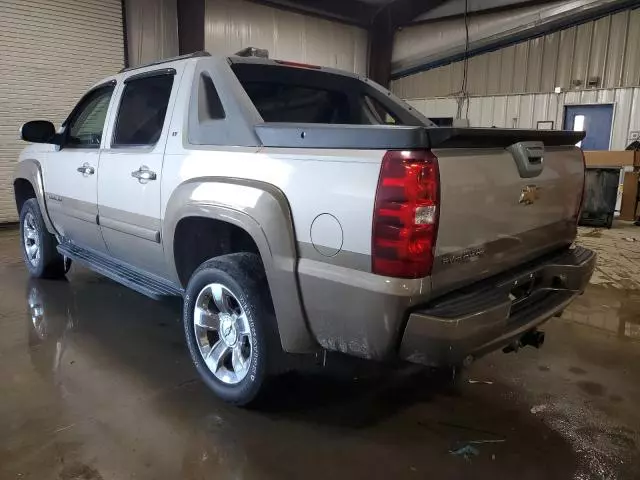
xmin=563 ymin=105 xmax=613 ymax=150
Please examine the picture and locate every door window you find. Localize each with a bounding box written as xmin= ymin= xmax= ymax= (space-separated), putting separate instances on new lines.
xmin=112 ymin=73 xmax=174 ymax=147
xmin=66 ymin=86 xmax=114 ymax=148
xmin=572 ymin=115 xmax=585 ymax=147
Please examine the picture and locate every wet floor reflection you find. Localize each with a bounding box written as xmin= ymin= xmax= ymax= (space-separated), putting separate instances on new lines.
xmin=563 ymin=285 xmax=640 ymax=339
xmin=1 ymin=265 xmax=639 ymax=479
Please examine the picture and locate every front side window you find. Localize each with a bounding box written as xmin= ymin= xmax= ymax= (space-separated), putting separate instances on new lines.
xmin=66 ymin=86 xmax=114 ymax=148
xmin=112 ymin=74 xmax=174 ymax=147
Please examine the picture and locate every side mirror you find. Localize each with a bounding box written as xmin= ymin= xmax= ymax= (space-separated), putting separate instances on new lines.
xmin=20 ymin=120 xmax=57 ymax=144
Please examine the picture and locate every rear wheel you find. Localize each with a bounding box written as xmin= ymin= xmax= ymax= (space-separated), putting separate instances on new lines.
xmin=183 ymin=253 xmax=278 ymax=406
xmin=19 ymin=198 xmax=66 ymax=279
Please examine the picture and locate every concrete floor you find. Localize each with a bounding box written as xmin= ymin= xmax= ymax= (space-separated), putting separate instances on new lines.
xmin=0 ymin=224 xmax=639 ymax=480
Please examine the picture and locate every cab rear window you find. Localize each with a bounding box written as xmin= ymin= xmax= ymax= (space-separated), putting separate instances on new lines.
xmin=231 ymin=62 xmax=429 ymax=127
xmin=240 ymin=82 xmax=351 ymax=123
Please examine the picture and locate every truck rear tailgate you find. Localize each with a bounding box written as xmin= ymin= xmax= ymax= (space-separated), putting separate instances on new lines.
xmin=431 ymin=145 xmax=584 ymax=296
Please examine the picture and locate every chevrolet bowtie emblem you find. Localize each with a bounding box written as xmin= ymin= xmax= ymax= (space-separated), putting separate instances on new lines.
xmin=519 ymin=185 xmax=540 ymax=205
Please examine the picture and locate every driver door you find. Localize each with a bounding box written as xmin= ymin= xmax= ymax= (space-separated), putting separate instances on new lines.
xmin=44 ymin=82 xmax=116 ymax=253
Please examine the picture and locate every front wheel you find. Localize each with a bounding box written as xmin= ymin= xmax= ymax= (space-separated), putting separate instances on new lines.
xmin=19 ymin=198 xmax=66 ymax=279
xmin=183 ymin=253 xmax=278 ymax=406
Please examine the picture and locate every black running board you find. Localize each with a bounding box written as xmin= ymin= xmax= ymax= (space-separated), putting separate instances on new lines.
xmin=57 ymin=242 xmax=183 ymax=300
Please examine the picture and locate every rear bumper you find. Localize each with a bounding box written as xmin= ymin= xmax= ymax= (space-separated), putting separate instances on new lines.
xmin=398 ymin=246 xmax=596 ymax=366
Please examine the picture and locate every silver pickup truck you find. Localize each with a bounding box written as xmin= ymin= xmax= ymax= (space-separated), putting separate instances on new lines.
xmin=13 ymin=51 xmax=595 ymax=405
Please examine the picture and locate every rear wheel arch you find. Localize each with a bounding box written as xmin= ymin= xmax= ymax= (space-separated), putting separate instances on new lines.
xmin=164 ymin=178 xmax=317 ymax=354
xmin=173 ymin=216 xmax=261 ymax=287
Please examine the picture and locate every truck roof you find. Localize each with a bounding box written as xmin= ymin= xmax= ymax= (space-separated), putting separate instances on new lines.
xmin=116 ymin=49 xmax=362 ymax=80
xmin=118 ymin=50 xmax=212 ymax=73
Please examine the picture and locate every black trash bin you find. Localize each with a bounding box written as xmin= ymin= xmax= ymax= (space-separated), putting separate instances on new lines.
xmin=579 ymin=167 xmax=621 ymax=228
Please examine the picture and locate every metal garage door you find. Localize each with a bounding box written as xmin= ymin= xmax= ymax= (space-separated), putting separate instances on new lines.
xmin=0 ymin=0 xmax=124 ymax=223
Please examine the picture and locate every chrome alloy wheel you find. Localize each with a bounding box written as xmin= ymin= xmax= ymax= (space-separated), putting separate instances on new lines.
xmin=193 ymin=283 xmax=252 ymax=385
xmin=27 ymin=286 xmax=46 ymax=339
xmin=23 ymin=212 xmax=40 ymax=266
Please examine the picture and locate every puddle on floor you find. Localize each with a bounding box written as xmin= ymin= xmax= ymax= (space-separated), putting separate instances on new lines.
xmin=563 ymin=285 xmax=640 ymax=340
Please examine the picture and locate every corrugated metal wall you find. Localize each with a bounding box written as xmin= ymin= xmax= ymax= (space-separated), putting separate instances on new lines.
xmin=391 ymin=8 xmax=640 ymax=98
xmin=0 ymin=0 xmax=124 ymax=223
xmin=204 ymin=0 xmax=368 ymax=74
xmin=405 ymin=88 xmax=640 ymax=150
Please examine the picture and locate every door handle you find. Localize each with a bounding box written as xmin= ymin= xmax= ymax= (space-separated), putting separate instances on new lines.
xmin=131 ymin=166 xmax=157 ymax=184
xmin=76 ymin=163 xmax=95 ymax=176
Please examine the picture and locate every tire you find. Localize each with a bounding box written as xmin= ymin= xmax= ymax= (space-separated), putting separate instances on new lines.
xmin=183 ymin=253 xmax=278 ymax=406
xmin=19 ymin=198 xmax=66 ymax=279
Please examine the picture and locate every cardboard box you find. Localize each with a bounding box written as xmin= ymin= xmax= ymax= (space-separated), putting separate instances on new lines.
xmin=583 ymin=150 xmax=640 ymax=167
xmin=620 ymin=172 xmax=640 ymax=221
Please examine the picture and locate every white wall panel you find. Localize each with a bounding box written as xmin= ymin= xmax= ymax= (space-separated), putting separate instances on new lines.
xmin=408 ymin=87 xmax=640 ymax=150
xmin=556 ymin=27 xmax=577 ymax=90
xmin=518 ymin=95 xmax=534 ymax=128
xmin=467 ymin=98 xmax=482 ymax=127
xmin=492 ymin=96 xmax=508 ymax=127
xmin=405 ymin=99 xmax=427 ymax=114
xmin=485 ymin=51 xmax=501 ymax=95
xmin=450 ymin=61 xmax=465 ymax=96
xmin=506 ymin=96 xmax=521 ymax=128
xmin=580 ymin=89 xmax=598 ymax=104
xmin=629 ymin=89 xmax=640 ymax=136
xmin=540 ymin=32 xmax=560 ymax=92
xmin=512 ymin=42 xmax=529 ymax=93
xmin=0 ymin=0 xmax=123 ymax=222
xmin=623 ymin=9 xmax=640 ymax=87
xmin=429 ymin=98 xmax=458 ymax=117
xmin=499 ymin=45 xmax=516 ymax=93
xmin=204 ymin=0 xmax=367 ymax=74
xmin=588 ymin=15 xmax=610 ymax=86
xmin=604 ymin=11 xmax=629 ymax=88
xmin=480 ymin=96 xmax=494 ymax=126
xmin=526 ymin=36 xmax=543 ymax=93
xmin=571 ymin=22 xmax=593 ymax=88
xmin=532 ymin=94 xmax=550 ymax=126
xmin=596 ymin=89 xmax=615 ymax=104
xmin=467 ymin=55 xmax=489 ymax=95
xmin=548 ymin=93 xmax=559 ymax=126
xmin=611 ymin=89 xmax=633 ymax=150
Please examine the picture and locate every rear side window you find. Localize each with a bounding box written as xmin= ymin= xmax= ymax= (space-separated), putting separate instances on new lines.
xmin=112 ymin=73 xmax=174 ymax=147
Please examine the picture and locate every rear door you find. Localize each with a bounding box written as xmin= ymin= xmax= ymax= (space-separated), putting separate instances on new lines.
xmin=44 ymin=83 xmax=116 ymax=253
xmin=97 ymin=67 xmax=181 ymax=277
xmin=563 ymin=105 xmax=613 ymax=150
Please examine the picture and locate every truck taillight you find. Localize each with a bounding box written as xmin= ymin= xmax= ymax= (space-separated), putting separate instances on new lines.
xmin=372 ymin=150 xmax=440 ymax=278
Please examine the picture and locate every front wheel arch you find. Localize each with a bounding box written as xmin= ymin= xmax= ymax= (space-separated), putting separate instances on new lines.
xmin=14 ymin=178 xmax=37 ymax=215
